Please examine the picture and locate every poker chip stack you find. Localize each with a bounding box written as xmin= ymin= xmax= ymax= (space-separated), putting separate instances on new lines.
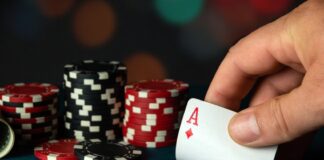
xmin=63 ymin=60 xmax=127 ymax=141
xmin=74 ymin=139 xmax=143 ymax=160
xmin=0 ymin=83 xmax=59 ymax=145
xmin=34 ymin=139 xmax=79 ymax=160
xmin=122 ymin=79 xmax=189 ymax=148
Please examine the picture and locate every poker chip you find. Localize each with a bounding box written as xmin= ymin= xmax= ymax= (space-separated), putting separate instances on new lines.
xmin=6 ymin=115 xmax=57 ymax=124
xmin=1 ymin=108 xmax=57 ymax=119
xmin=64 ymin=60 xmax=126 ymax=81
xmin=0 ymin=82 xmax=59 ymax=145
xmin=123 ymin=137 xmax=177 ymax=148
xmin=0 ymin=104 xmax=56 ymax=113
xmin=124 ymin=133 xmax=176 ymax=143
xmin=124 ymin=115 xmax=179 ymax=127
xmin=123 ymin=128 xmax=177 ymax=141
xmin=125 ymin=93 xmax=187 ymax=104
xmin=125 ymin=79 xmax=189 ymax=98
xmin=14 ymin=125 xmax=58 ymax=134
xmin=122 ymin=79 xmax=189 ymax=148
xmin=123 ymin=121 xmax=180 ymax=132
xmin=125 ymin=104 xmax=177 ymax=115
xmin=16 ymin=130 xmax=57 ymax=141
xmin=0 ymin=98 xmax=58 ymax=108
xmin=10 ymin=118 xmax=58 ymax=130
xmin=67 ymin=130 xmax=117 ymax=141
xmin=0 ymin=118 xmax=15 ymax=158
xmin=34 ymin=139 xmax=78 ymax=160
xmin=122 ymin=126 xmax=179 ymax=137
xmin=124 ymin=109 xmax=182 ymax=120
xmin=0 ymin=83 xmax=59 ymax=103
xmin=63 ymin=60 xmax=127 ymax=141
xmin=73 ymin=139 xmax=142 ymax=160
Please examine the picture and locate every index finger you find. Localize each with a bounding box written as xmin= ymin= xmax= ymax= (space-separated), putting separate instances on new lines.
xmin=205 ymin=16 xmax=296 ymax=111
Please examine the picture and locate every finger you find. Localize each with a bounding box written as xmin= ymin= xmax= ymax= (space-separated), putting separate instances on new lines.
xmin=205 ymin=15 xmax=299 ymax=111
xmin=228 ymin=71 xmax=324 ymax=146
xmin=250 ymin=68 xmax=304 ymax=107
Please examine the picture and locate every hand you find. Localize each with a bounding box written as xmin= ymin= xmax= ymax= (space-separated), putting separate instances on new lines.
xmin=205 ymin=0 xmax=324 ymax=147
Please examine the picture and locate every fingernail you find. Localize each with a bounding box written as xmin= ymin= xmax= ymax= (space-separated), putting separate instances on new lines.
xmin=229 ymin=113 xmax=260 ymax=144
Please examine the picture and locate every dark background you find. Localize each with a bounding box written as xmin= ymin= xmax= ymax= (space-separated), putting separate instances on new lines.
xmin=3 ymin=0 xmax=324 ymax=159
xmin=0 ymin=0 xmax=303 ymax=86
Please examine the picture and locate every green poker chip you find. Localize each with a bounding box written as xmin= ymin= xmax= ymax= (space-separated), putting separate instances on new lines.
xmin=0 ymin=118 xmax=15 ymax=158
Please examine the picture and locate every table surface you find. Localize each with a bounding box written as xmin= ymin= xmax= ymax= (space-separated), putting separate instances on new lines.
xmin=3 ymin=85 xmax=324 ymax=160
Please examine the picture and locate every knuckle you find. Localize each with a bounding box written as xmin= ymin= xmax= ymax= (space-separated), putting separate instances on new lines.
xmin=269 ymin=97 xmax=292 ymax=141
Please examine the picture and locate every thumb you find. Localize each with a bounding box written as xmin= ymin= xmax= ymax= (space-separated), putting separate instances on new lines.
xmin=228 ymin=86 xmax=323 ymax=147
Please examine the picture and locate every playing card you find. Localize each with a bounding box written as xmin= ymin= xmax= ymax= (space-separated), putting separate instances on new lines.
xmin=176 ymin=98 xmax=277 ymax=160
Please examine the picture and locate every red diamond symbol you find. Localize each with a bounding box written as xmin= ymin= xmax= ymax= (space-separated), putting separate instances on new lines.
xmin=185 ymin=128 xmax=193 ymax=139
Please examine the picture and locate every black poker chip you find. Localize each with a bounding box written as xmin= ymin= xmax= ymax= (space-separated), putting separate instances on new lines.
xmin=64 ymin=97 xmax=121 ymax=107
xmin=74 ymin=140 xmax=142 ymax=160
xmin=64 ymin=117 xmax=118 ymax=127
xmin=64 ymin=121 xmax=119 ymax=131
xmin=66 ymin=127 xmax=122 ymax=141
xmin=65 ymin=104 xmax=118 ymax=113
xmin=66 ymin=128 xmax=117 ymax=138
xmin=64 ymin=101 xmax=120 ymax=110
xmin=63 ymin=78 xmax=125 ymax=89
xmin=64 ymin=89 xmax=124 ymax=101
xmin=64 ymin=60 xmax=127 ymax=80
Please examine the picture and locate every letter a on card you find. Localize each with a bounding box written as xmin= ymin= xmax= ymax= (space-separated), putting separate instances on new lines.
xmin=186 ymin=107 xmax=198 ymax=126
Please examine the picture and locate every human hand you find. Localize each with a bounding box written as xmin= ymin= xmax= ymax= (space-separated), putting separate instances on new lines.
xmin=205 ymin=0 xmax=324 ymax=147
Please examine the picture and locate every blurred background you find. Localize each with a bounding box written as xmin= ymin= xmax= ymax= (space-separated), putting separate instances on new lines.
xmin=0 ymin=0 xmax=304 ymax=86
xmin=3 ymin=1 xmax=324 ymax=159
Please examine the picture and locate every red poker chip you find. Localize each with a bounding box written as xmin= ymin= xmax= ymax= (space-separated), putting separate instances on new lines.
xmin=125 ymin=104 xmax=183 ymax=115
xmin=124 ymin=137 xmax=176 ymax=148
xmin=124 ymin=115 xmax=179 ymax=126
xmin=0 ymin=105 xmax=57 ymax=113
xmin=125 ymin=98 xmax=185 ymax=110
xmin=6 ymin=115 xmax=57 ymax=124
xmin=122 ymin=128 xmax=177 ymax=139
xmin=125 ymin=92 xmax=187 ymax=104
xmin=14 ymin=125 xmax=58 ymax=134
xmin=122 ymin=126 xmax=179 ymax=137
xmin=124 ymin=132 xmax=177 ymax=143
xmin=123 ymin=121 xmax=180 ymax=132
xmin=0 ymin=83 xmax=59 ymax=103
xmin=125 ymin=109 xmax=181 ymax=120
xmin=34 ymin=139 xmax=78 ymax=160
xmin=125 ymin=79 xmax=189 ymax=98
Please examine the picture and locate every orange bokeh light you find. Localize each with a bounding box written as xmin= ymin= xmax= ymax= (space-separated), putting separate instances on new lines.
xmin=37 ymin=0 xmax=75 ymax=17
xmin=73 ymin=0 xmax=116 ymax=47
xmin=124 ymin=52 xmax=168 ymax=83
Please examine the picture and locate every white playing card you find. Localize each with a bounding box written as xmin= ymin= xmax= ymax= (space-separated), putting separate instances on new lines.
xmin=176 ymin=98 xmax=277 ymax=160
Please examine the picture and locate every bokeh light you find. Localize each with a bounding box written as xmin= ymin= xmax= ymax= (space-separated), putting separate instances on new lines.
xmin=124 ymin=52 xmax=167 ymax=83
xmin=73 ymin=0 xmax=116 ymax=47
xmin=211 ymin=0 xmax=258 ymax=38
xmin=180 ymin=28 xmax=218 ymax=61
xmin=154 ymin=0 xmax=204 ymax=25
xmin=37 ymin=0 xmax=75 ymax=18
xmin=179 ymin=9 xmax=225 ymax=61
xmin=249 ymin=0 xmax=291 ymax=16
